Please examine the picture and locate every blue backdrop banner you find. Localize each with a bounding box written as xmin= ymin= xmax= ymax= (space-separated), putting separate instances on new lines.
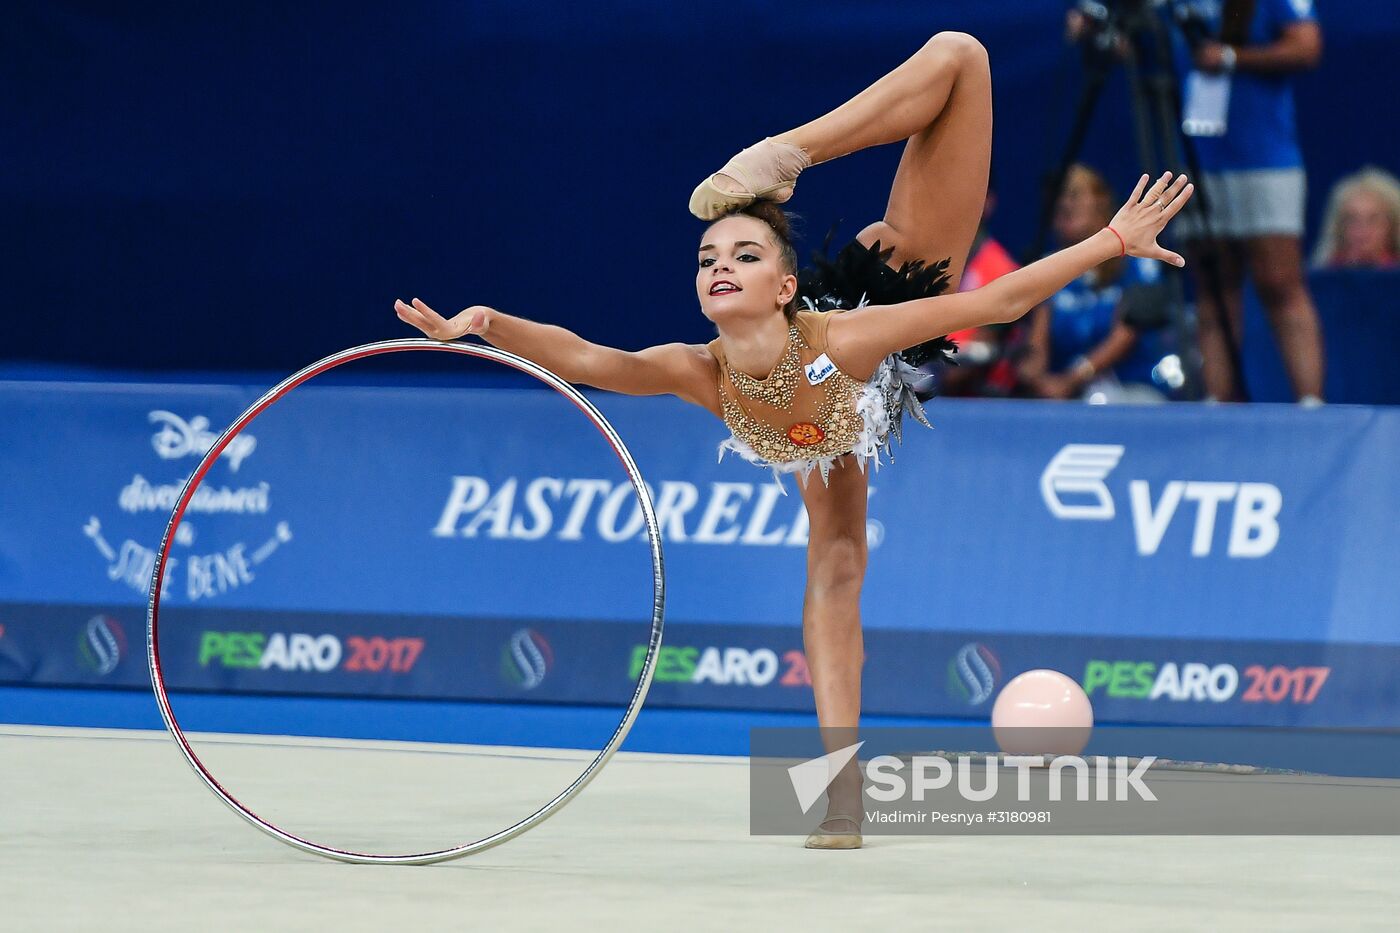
xmin=5 ymin=2 xmax=1397 ymax=375
xmin=2 ymin=380 xmax=1397 ymax=725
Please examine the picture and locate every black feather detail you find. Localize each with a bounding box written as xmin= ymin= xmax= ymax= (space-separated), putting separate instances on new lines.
xmin=796 ymin=238 xmax=959 ymax=368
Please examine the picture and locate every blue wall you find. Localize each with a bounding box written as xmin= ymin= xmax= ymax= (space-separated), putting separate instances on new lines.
xmin=4 ymin=1 xmax=1396 ymax=373
xmin=4 ymin=380 xmax=1399 ymax=727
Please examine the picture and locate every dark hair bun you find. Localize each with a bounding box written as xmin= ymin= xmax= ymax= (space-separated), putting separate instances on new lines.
xmin=739 ymin=201 xmax=794 ymax=243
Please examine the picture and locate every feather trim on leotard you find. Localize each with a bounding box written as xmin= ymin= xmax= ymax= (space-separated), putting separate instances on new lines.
xmin=797 ymin=237 xmax=958 ymax=367
xmin=715 ymin=237 xmax=955 ymax=492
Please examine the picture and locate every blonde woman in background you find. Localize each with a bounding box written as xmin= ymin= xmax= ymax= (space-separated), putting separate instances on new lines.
xmin=1312 ymin=166 xmax=1400 ymax=269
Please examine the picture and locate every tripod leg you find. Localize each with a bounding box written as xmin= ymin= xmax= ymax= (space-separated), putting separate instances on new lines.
xmin=1121 ymin=41 xmax=1165 ymax=173
xmin=1139 ymin=13 xmax=1245 ymax=400
xmin=1028 ymin=54 xmax=1112 ymax=263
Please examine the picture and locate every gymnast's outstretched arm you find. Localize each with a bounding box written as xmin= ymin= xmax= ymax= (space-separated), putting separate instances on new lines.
xmin=827 ymin=172 xmax=1194 ymax=379
xmin=393 ymin=299 xmax=720 ymax=411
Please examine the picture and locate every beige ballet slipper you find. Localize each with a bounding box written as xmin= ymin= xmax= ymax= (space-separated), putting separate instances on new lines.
xmin=689 ymin=137 xmax=812 ymax=220
xmin=803 ymin=814 xmax=863 ymax=850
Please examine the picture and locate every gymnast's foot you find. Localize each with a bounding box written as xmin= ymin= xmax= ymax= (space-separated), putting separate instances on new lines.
xmin=689 ymin=137 xmax=812 ymax=220
xmin=804 ymin=813 xmax=863 ymax=850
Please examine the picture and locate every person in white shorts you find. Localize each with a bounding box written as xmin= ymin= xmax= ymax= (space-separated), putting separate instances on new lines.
xmin=1172 ymin=0 xmax=1326 ymax=405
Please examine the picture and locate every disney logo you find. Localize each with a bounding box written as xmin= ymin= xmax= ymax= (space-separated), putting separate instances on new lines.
xmin=148 ymin=411 xmax=256 ymax=472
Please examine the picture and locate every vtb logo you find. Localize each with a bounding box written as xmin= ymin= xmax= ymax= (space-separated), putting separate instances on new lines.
xmin=1041 ymin=444 xmax=1281 ymax=558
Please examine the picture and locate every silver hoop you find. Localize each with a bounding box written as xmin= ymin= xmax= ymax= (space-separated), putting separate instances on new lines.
xmin=145 ymin=338 xmax=666 ymax=865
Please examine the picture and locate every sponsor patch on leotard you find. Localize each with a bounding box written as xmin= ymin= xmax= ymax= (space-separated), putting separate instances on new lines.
xmin=787 ymin=422 xmax=826 ymax=446
xmin=805 ymin=353 xmax=837 ymax=385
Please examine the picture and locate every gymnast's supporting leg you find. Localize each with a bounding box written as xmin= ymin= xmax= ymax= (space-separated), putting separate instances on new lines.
xmin=697 ymin=32 xmax=993 ymax=286
xmin=798 ymin=457 xmax=870 ymax=847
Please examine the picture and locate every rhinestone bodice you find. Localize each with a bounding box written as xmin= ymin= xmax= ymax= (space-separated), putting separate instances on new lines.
xmin=707 ymin=311 xmax=866 ymax=465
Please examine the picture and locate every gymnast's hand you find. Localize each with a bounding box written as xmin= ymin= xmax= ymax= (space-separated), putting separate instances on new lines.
xmin=1108 ymin=172 xmax=1194 ymax=267
xmin=394 ymin=298 xmax=494 ymax=341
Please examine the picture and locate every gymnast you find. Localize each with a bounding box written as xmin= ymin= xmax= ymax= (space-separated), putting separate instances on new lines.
xmin=396 ymin=31 xmax=1192 ymax=849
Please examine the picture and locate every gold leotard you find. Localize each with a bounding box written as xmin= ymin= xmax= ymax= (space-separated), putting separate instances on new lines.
xmin=706 ymin=308 xmax=933 ymax=490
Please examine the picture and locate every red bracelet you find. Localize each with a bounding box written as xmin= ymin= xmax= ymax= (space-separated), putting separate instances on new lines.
xmin=1105 ymin=225 xmax=1126 ymax=257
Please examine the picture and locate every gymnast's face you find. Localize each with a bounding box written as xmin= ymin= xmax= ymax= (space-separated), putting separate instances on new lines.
xmin=696 ymin=215 xmax=796 ymax=322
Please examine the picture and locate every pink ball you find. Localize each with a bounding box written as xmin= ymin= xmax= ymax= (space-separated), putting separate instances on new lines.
xmin=991 ymin=669 xmax=1094 ymax=757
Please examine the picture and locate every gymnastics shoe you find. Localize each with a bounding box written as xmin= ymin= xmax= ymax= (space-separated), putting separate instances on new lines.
xmin=689 ymin=138 xmax=812 ymax=220
xmin=804 ymin=814 xmax=862 ymax=850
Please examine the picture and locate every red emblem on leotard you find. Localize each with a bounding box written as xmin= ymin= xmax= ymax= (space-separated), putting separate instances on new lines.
xmin=787 ymin=422 xmax=825 ymax=446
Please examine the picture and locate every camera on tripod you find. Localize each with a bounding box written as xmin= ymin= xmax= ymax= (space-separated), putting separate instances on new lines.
xmin=1071 ymin=0 xmax=1214 ymax=56
xmin=1039 ymin=0 xmax=1227 ymax=400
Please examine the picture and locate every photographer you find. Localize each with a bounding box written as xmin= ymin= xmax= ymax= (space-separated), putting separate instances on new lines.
xmin=1067 ymin=0 xmax=1325 ymax=404
xmin=1174 ymin=0 xmax=1325 ymax=404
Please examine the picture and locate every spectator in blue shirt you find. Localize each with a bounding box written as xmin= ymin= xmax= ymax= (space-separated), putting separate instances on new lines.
xmin=1172 ymin=0 xmax=1325 ymax=404
xmin=1019 ymin=165 xmax=1172 ymax=400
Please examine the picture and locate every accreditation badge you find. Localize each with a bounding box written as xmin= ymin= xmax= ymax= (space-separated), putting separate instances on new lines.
xmin=1182 ymin=69 xmax=1231 ymax=137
